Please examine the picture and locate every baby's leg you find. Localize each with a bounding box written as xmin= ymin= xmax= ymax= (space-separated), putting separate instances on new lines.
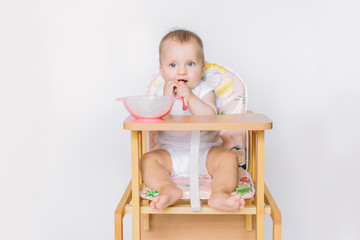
xmin=206 ymin=147 xmax=245 ymax=211
xmin=139 ymin=150 xmax=182 ymax=212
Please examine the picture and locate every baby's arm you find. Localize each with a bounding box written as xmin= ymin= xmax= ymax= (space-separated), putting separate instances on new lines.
xmin=188 ymin=91 xmax=217 ymax=115
xmin=176 ymin=81 xmax=217 ymax=115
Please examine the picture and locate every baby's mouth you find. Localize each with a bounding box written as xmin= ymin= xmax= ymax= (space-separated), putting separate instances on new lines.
xmin=173 ymin=79 xmax=189 ymax=95
xmin=177 ymin=79 xmax=188 ymax=83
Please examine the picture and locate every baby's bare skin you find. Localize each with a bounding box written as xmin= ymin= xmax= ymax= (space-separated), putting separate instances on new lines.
xmin=150 ymin=185 xmax=245 ymax=212
xmin=208 ymin=192 xmax=245 ymax=211
xmin=150 ymin=185 xmax=182 ymax=212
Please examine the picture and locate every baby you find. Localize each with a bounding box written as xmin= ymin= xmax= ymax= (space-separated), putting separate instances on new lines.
xmin=139 ymin=29 xmax=245 ymax=212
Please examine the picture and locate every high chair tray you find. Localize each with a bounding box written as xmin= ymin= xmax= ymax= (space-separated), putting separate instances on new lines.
xmin=123 ymin=113 xmax=272 ymax=131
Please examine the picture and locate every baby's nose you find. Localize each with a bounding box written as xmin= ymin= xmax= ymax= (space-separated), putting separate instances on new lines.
xmin=177 ymin=66 xmax=187 ymax=75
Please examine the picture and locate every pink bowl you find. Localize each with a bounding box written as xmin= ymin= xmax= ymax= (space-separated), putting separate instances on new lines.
xmin=116 ymin=96 xmax=176 ymax=119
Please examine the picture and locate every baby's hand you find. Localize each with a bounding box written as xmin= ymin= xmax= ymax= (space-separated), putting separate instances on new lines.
xmin=176 ymin=81 xmax=194 ymax=101
xmin=163 ymin=80 xmax=178 ymax=97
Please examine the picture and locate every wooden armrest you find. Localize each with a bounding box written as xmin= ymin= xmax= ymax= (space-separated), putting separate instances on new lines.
xmin=115 ymin=180 xmax=132 ymax=222
xmin=264 ymin=184 xmax=281 ymax=224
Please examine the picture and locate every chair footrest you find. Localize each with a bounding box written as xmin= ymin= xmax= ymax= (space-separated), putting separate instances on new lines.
xmin=125 ymin=203 xmax=271 ymax=215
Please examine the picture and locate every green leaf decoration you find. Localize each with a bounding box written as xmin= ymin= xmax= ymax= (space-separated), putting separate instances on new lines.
xmin=144 ymin=189 xmax=159 ymax=198
xmin=234 ymin=94 xmax=246 ymax=104
xmin=233 ymin=183 xmax=252 ymax=195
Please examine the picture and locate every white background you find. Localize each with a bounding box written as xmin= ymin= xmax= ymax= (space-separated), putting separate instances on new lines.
xmin=1 ymin=0 xmax=360 ymax=239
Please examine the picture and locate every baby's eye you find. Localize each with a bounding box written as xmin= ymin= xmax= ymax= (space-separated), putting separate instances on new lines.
xmin=169 ymin=63 xmax=176 ymax=67
xmin=187 ymin=62 xmax=195 ymax=66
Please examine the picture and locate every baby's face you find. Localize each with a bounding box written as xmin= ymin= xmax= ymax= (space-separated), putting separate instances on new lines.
xmin=160 ymin=38 xmax=204 ymax=90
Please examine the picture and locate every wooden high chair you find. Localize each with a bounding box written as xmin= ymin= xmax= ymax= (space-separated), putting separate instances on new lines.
xmin=115 ymin=114 xmax=281 ymax=240
xmin=115 ymin=63 xmax=281 ymax=240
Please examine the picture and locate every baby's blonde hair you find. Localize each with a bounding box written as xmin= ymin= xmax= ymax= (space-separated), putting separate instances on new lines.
xmin=159 ymin=29 xmax=204 ymax=63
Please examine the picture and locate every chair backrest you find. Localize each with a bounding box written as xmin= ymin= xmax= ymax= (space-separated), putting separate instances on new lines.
xmin=147 ymin=63 xmax=248 ymax=167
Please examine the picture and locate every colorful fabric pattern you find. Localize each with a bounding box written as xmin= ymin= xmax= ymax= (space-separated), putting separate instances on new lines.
xmin=140 ymin=168 xmax=255 ymax=200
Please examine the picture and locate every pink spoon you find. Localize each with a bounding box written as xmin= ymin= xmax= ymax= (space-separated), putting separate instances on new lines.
xmin=177 ymin=79 xmax=188 ymax=110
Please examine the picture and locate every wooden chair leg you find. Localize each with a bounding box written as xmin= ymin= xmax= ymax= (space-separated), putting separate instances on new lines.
xmin=273 ymin=221 xmax=281 ymax=240
xmin=245 ymin=199 xmax=253 ymax=231
xmin=264 ymin=184 xmax=281 ymax=240
xmin=115 ymin=180 xmax=132 ymax=240
xmin=114 ymin=218 xmax=123 ymax=240
xmin=255 ymin=131 xmax=265 ymax=240
xmin=142 ymin=200 xmax=150 ymax=231
xmin=131 ymin=131 xmax=142 ymax=240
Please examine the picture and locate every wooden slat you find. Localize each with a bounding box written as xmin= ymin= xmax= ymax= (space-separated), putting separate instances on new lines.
xmin=141 ymin=131 xmax=147 ymax=154
xmin=251 ymin=131 xmax=256 ymax=181
xmin=125 ymin=204 xmax=271 ymax=215
xmin=142 ymin=200 xmax=150 ymax=231
xmin=245 ymin=199 xmax=253 ymax=231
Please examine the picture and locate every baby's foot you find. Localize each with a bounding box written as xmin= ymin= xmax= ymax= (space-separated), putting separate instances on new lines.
xmin=208 ymin=192 xmax=245 ymax=211
xmin=150 ymin=186 xmax=182 ymax=213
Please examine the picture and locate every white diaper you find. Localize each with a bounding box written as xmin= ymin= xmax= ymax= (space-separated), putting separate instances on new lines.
xmin=163 ymin=147 xmax=212 ymax=178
